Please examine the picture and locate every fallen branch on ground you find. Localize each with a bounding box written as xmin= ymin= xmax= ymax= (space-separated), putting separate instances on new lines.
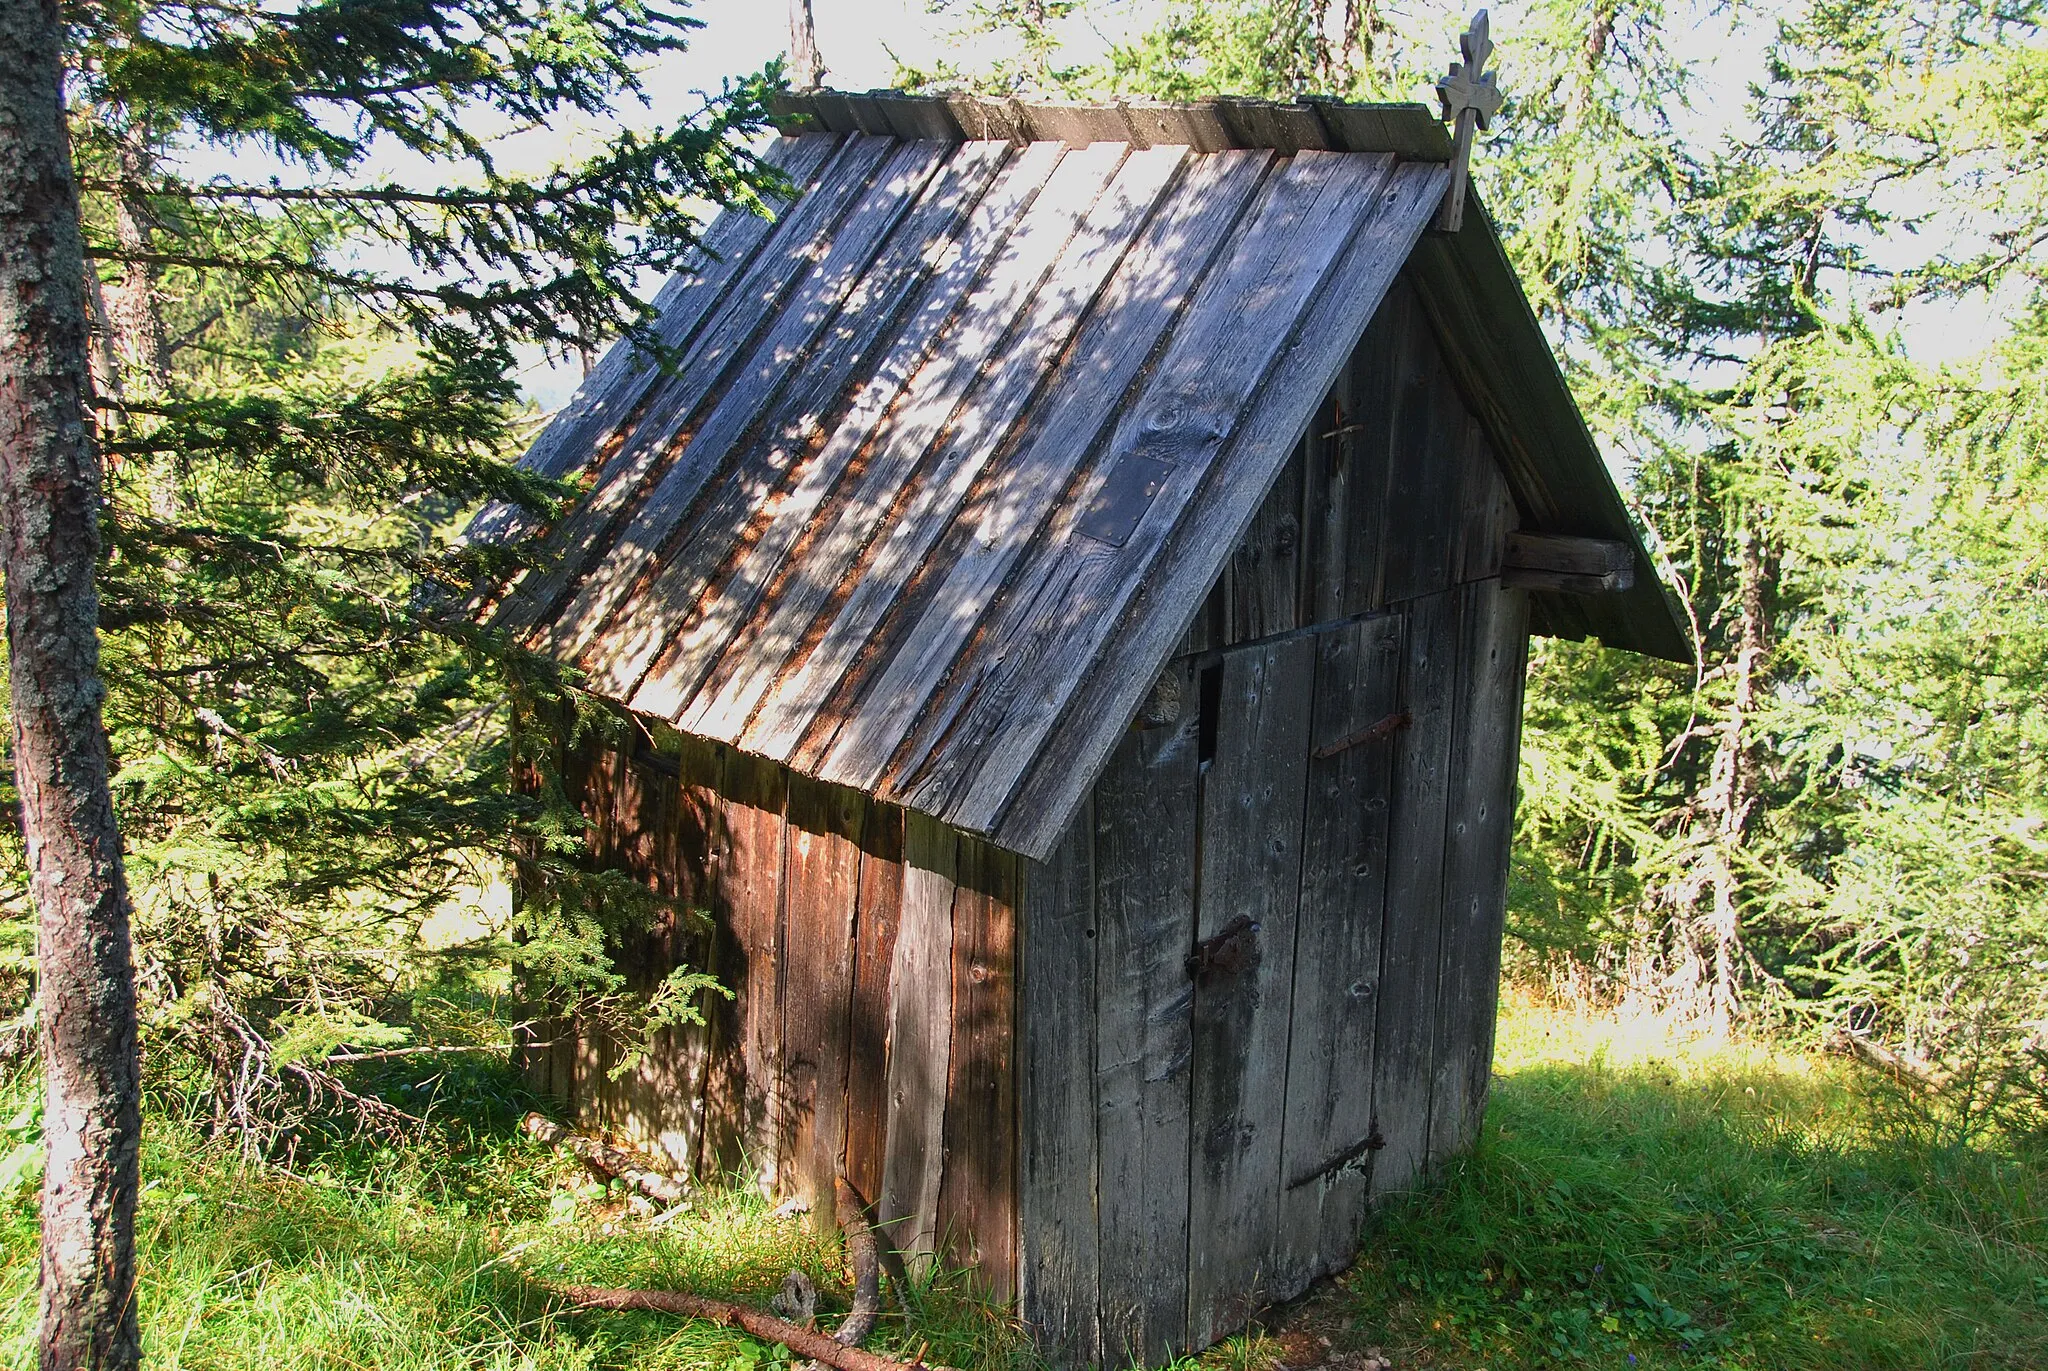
xmin=521 ymin=1112 xmax=688 ymax=1203
xmin=1836 ymin=1030 xmax=1953 ymax=1094
xmin=833 ymin=1177 xmax=882 ymax=1347
xmin=837 ymin=1174 xmax=916 ymax=1324
xmin=556 ymin=1284 xmax=958 ymax=1371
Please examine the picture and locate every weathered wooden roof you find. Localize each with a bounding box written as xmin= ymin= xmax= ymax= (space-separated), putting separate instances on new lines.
xmin=474 ymin=94 xmax=1685 ymax=860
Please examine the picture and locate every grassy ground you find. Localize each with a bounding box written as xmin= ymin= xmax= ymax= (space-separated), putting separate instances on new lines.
xmin=3 ymin=992 xmax=2044 ymax=1369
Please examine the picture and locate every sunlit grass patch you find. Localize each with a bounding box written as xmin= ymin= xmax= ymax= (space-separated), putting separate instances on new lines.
xmin=1343 ymin=988 xmax=2048 ymax=1370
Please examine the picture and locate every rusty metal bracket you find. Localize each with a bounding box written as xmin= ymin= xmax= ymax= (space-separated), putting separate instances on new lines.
xmin=1310 ymin=710 xmax=1411 ymax=760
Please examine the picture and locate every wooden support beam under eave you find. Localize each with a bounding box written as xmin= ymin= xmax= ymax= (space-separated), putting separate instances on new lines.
xmin=1500 ymin=531 xmax=1635 ymax=594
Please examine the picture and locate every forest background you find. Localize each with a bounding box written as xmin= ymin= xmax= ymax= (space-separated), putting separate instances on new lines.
xmin=0 ymin=0 xmax=2045 ymax=1279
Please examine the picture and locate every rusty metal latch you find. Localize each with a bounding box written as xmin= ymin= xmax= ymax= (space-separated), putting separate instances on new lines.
xmin=1187 ymin=914 xmax=1261 ymax=983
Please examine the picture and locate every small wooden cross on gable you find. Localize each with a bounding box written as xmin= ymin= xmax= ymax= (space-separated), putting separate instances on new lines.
xmin=1435 ymin=9 xmax=1502 ymax=233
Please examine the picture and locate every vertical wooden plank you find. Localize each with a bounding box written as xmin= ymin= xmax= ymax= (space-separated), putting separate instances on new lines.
xmin=1226 ymin=443 xmax=1305 ymax=643
xmin=782 ymin=774 xmax=866 ymax=1224
xmin=658 ymin=733 xmax=728 ymax=1174
xmin=844 ymin=803 xmax=905 ymax=1206
xmin=1379 ymin=297 xmax=1470 ymax=605
xmin=1427 ymin=580 xmax=1528 ymax=1165
xmin=938 ymin=837 xmax=1020 ymax=1298
xmin=1187 ymin=635 xmax=1316 ymax=1350
xmin=1338 ymin=286 xmax=1402 ymax=617
xmin=1368 ymin=587 xmax=1461 ymax=1202
xmin=1093 ymin=685 xmax=1199 ymax=1369
xmin=1457 ymin=428 xmax=1517 ymax=584
xmin=1300 ymin=363 xmax=1352 ymax=626
xmin=1275 ymin=614 xmax=1403 ymax=1289
xmin=1018 ymin=801 xmax=1101 ymax=1366
xmin=879 ymin=812 xmax=958 ymax=1272
xmin=722 ymin=749 xmax=790 ymax=1192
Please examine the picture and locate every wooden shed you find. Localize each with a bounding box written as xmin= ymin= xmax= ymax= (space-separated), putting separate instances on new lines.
xmin=475 ymin=89 xmax=1687 ymax=1367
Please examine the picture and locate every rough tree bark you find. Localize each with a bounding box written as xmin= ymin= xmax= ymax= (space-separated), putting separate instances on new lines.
xmin=788 ymin=0 xmax=824 ymax=91
xmin=0 ymin=1 xmax=145 ymax=1369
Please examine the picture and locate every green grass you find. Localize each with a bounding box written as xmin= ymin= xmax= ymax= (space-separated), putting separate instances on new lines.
xmin=1331 ymin=992 xmax=2048 ymax=1369
xmin=4 ymin=995 xmax=2045 ymax=1369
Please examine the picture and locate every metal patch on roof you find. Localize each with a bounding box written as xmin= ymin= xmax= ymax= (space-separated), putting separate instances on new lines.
xmin=1075 ymin=454 xmax=1175 ymax=547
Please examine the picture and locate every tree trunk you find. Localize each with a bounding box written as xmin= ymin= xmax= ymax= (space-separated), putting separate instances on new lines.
xmin=788 ymin=0 xmax=823 ymax=91
xmin=0 ymin=2 xmax=145 ymax=1369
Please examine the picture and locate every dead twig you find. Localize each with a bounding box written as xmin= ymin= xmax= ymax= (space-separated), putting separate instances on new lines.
xmin=557 ymin=1284 xmax=957 ymax=1371
xmin=521 ymin=1112 xmax=688 ymax=1204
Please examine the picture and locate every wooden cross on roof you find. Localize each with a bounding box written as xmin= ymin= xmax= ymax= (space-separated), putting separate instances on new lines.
xmin=1435 ymin=10 xmax=1502 ymax=233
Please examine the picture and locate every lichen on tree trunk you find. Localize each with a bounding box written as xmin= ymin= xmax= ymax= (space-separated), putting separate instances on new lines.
xmin=0 ymin=0 xmax=144 ymax=1368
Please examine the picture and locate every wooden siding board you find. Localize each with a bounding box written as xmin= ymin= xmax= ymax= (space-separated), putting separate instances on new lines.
xmin=1186 ymin=635 xmax=1316 ymax=1349
xmin=1457 ymin=427 xmax=1517 ymax=584
xmin=546 ymin=138 xmax=952 ymax=664
xmin=582 ymin=140 xmax=1013 ymax=701
xmin=1426 ymin=580 xmax=1528 ymax=1165
xmin=1276 ymin=614 xmax=1402 ymax=1287
xmin=993 ymin=161 xmax=1451 ymax=861
xmin=1018 ymin=802 xmax=1101 ymax=1366
xmin=879 ymin=811 xmax=960 ymax=1270
xmin=1405 ymin=207 xmax=1687 ymax=660
xmin=888 ymin=150 xmax=1406 ymax=835
xmin=696 ymin=143 xmax=1186 ymax=746
xmin=491 ymin=134 xmax=892 ymax=639
xmin=1227 ymin=442 xmax=1305 ymax=642
xmin=1092 ymin=698 xmax=1200 ymax=1368
xmin=845 ymin=803 xmax=907 ymax=1205
xmin=795 ymin=147 xmax=1272 ymax=780
xmin=939 ymin=838 xmax=1021 ymax=1298
xmin=1300 ymin=361 xmax=1353 ymax=625
xmin=1368 ymin=587 xmax=1460 ymax=1202
xmin=781 ymin=774 xmax=867 ymax=1223
xmin=722 ymin=747 xmax=791 ymax=1190
xmin=1379 ymin=294 xmax=1471 ymax=606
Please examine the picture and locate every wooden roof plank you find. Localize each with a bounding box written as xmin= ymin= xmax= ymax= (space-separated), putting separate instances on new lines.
xmin=651 ymin=143 xmax=1132 ymax=738
xmin=798 ymin=148 xmax=1273 ymax=783
xmin=533 ymin=139 xmax=949 ymax=661
xmin=616 ymin=140 xmax=1068 ymax=726
xmin=465 ymin=136 xmax=834 ymax=547
xmin=576 ymin=140 xmax=1014 ymax=701
xmin=489 ymin=134 xmax=892 ymax=639
xmin=713 ymin=144 xmax=1198 ymax=759
xmin=992 ymin=161 xmax=1452 ymax=857
xmin=1120 ymin=100 xmax=1232 ymax=152
xmin=875 ymin=150 xmax=1404 ymax=823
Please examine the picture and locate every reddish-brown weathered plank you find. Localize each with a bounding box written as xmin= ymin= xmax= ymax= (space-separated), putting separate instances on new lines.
xmin=1017 ymin=799 xmax=1100 ymax=1366
xmin=1426 ymin=579 xmax=1527 ymax=1166
xmin=878 ymin=811 xmax=958 ymax=1270
xmin=844 ymin=802 xmax=906 ymax=1206
xmin=720 ymin=747 xmax=790 ymax=1192
xmin=1275 ymin=613 xmax=1402 ymax=1289
xmin=781 ymin=774 xmax=866 ymax=1224
xmin=1368 ymin=587 xmax=1460 ymax=1203
xmin=1186 ymin=634 xmax=1315 ymax=1350
xmin=1092 ymin=693 xmax=1200 ymax=1367
xmin=938 ymin=836 xmax=1020 ymax=1299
